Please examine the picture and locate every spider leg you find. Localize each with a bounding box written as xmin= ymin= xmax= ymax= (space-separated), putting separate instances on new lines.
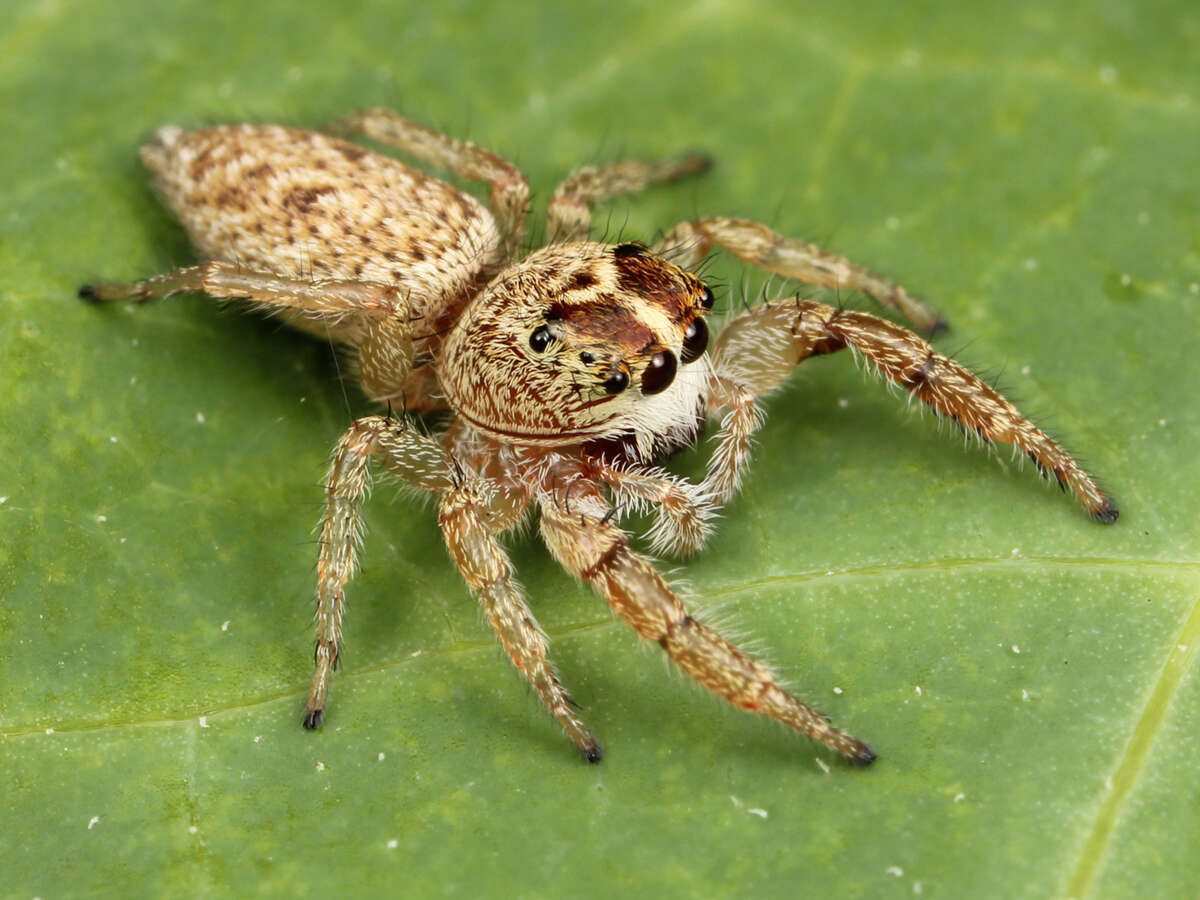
xmin=538 ymin=478 xmax=875 ymax=764
xmin=546 ymin=154 xmax=712 ymax=244
xmin=329 ymin=108 xmax=530 ymax=262
xmin=653 ymin=217 xmax=945 ymax=334
xmin=439 ymin=476 xmax=601 ymax=761
xmin=707 ymin=299 xmax=1118 ymax=522
xmin=305 ymin=414 xmax=453 ymax=729
xmin=80 ymin=261 xmax=402 ymax=318
xmin=590 ymin=460 xmax=716 ymax=557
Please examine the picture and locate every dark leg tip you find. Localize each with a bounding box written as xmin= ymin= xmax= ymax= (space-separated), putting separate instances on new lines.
xmin=580 ymin=742 xmax=603 ymax=764
xmin=689 ymin=153 xmax=715 ymax=175
xmin=78 ymin=284 xmax=99 ymax=302
xmin=1092 ymin=503 xmax=1119 ymax=525
xmin=302 ymin=708 xmax=324 ymax=730
xmin=849 ymin=742 xmax=877 ymax=767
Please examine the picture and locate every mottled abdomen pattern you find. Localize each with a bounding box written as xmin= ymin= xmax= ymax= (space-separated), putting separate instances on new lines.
xmin=142 ymin=125 xmax=502 ymax=337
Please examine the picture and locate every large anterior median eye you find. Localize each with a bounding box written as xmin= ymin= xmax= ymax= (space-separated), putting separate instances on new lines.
xmin=681 ymin=318 xmax=708 ymax=364
xmin=641 ymin=350 xmax=677 ymax=395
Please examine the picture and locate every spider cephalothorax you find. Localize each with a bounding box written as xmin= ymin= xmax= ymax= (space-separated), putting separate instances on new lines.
xmin=83 ymin=110 xmax=1117 ymax=767
xmin=440 ymin=240 xmax=713 ymax=459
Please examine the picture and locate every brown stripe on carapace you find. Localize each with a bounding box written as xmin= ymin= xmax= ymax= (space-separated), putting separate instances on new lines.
xmin=613 ymin=251 xmax=693 ymax=320
xmin=568 ymin=270 xmax=597 ymax=291
xmin=547 ymin=295 xmax=656 ymax=347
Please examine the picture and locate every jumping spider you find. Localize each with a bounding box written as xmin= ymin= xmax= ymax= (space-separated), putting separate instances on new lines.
xmin=82 ymin=109 xmax=1118 ymax=766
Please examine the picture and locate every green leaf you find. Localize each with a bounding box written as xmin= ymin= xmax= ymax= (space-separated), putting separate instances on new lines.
xmin=3 ymin=1 xmax=1198 ymax=896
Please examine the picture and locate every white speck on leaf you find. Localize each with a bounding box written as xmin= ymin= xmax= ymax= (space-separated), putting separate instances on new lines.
xmin=199 ymin=716 xmax=209 ymax=728
xmin=747 ymin=808 xmax=768 ymax=819
xmin=87 ymin=816 xmax=100 ymax=830
xmin=833 ymin=686 xmax=843 ymax=694
xmin=887 ymin=866 xmax=904 ymax=877
xmin=316 ymin=761 xmax=326 ymax=772
xmin=386 ymin=839 xmax=399 ymax=849
xmin=196 ymin=411 xmax=206 ymax=424
xmin=815 ymin=758 xmax=831 ymax=775
xmin=1011 ymin=644 xmax=1021 ymax=654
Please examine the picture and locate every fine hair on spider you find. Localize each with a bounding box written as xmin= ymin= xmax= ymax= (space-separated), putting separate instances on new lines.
xmin=82 ymin=109 xmax=1118 ymax=768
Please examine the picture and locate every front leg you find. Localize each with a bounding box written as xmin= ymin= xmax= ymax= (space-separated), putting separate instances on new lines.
xmin=591 ymin=460 xmax=715 ymax=556
xmin=438 ymin=477 xmax=601 ymax=761
xmin=539 ymin=479 xmax=875 ymax=764
xmin=654 ymin=217 xmax=945 ymax=334
xmin=706 ymin=299 xmax=1118 ymax=522
xmin=305 ymin=415 xmax=453 ymax=729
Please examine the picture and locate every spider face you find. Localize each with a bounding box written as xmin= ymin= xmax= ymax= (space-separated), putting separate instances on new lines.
xmin=438 ymin=241 xmax=714 ymax=454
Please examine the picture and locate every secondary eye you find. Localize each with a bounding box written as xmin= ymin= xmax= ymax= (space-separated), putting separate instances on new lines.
xmin=699 ymin=284 xmax=715 ymax=310
xmin=603 ymin=370 xmax=629 ymax=395
xmin=681 ymin=318 xmax=708 ymax=364
xmin=641 ymin=350 xmax=677 ymax=395
xmin=529 ymin=325 xmax=554 ymax=353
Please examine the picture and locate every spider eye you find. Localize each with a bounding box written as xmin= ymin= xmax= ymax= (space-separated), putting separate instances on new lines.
xmin=529 ymin=325 xmax=554 ymax=353
xmin=699 ymin=284 xmax=715 ymax=310
xmin=603 ymin=370 xmax=630 ymax=395
xmin=681 ymin=317 xmax=708 ymax=364
xmin=641 ymin=350 xmax=677 ymax=395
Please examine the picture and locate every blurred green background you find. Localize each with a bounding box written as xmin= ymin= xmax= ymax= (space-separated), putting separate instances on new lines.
xmin=2 ymin=1 xmax=1198 ymax=896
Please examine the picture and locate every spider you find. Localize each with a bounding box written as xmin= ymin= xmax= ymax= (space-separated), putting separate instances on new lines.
xmin=82 ymin=109 xmax=1117 ymax=766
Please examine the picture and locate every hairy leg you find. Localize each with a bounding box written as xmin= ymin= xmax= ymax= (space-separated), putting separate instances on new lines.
xmin=589 ymin=459 xmax=715 ymax=556
xmin=538 ymin=478 xmax=875 ymax=764
xmin=546 ymin=154 xmax=711 ymax=243
xmin=439 ymin=477 xmax=600 ymax=761
xmin=80 ymin=261 xmax=403 ymax=318
xmin=305 ymin=414 xmax=453 ymax=729
xmin=707 ymin=299 xmax=1118 ymax=521
xmin=330 ymin=108 xmax=530 ymax=260
xmin=654 ymin=216 xmax=945 ymax=334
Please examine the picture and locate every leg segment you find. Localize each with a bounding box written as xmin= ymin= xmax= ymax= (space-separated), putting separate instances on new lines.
xmin=547 ymin=154 xmax=712 ymax=243
xmin=709 ymin=299 xmax=1119 ymax=522
xmin=539 ymin=483 xmax=875 ymax=764
xmin=654 ymin=217 xmax=945 ymax=334
xmin=439 ymin=478 xmax=600 ymax=761
xmin=80 ymin=261 xmax=403 ymax=318
xmin=590 ymin=460 xmax=715 ymax=556
xmin=305 ymin=415 xmax=453 ymax=729
xmin=330 ymin=108 xmax=530 ymax=261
